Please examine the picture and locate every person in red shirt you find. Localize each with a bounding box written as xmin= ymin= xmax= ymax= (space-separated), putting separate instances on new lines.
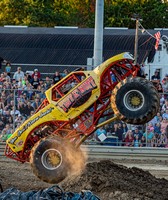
xmin=32 ymin=69 xmax=41 ymax=79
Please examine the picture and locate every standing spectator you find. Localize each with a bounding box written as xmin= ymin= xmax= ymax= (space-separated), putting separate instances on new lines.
xmin=53 ymin=71 xmax=61 ymax=84
xmin=13 ymin=67 xmax=24 ymax=81
xmin=0 ymin=73 xmax=6 ymax=83
xmin=25 ymin=71 xmax=32 ymax=83
xmin=143 ymin=127 xmax=154 ymax=147
xmin=139 ymin=135 xmax=146 ymax=147
xmin=30 ymin=74 xmax=40 ymax=89
xmin=133 ymin=127 xmax=143 ymax=140
xmin=151 ymin=70 xmax=160 ymax=88
xmin=5 ymin=62 xmax=11 ymax=77
xmin=0 ymin=56 xmax=7 ymax=71
xmin=124 ymin=130 xmax=134 ymax=146
xmin=95 ymin=126 xmax=107 ymax=142
xmin=32 ymin=69 xmax=41 ymax=79
xmin=134 ymin=135 xmax=140 ymax=147
xmin=113 ymin=123 xmax=124 ymax=146
xmin=158 ymin=131 xmax=168 ymax=147
xmin=151 ymin=134 xmax=159 ymax=147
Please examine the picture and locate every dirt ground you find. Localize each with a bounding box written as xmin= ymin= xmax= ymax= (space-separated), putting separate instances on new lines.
xmin=1 ymin=157 xmax=168 ymax=200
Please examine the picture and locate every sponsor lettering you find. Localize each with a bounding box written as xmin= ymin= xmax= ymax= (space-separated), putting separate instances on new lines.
xmin=9 ymin=107 xmax=54 ymax=145
xmin=58 ymin=76 xmax=97 ymax=112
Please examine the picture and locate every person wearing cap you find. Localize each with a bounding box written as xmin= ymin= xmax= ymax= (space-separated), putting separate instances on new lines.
xmin=151 ymin=70 xmax=160 ymax=88
xmin=133 ymin=126 xmax=143 ymax=140
xmin=32 ymin=68 xmax=41 ymax=79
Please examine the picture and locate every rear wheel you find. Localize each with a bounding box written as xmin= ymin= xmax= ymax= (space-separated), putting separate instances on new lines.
xmin=111 ymin=77 xmax=160 ymax=124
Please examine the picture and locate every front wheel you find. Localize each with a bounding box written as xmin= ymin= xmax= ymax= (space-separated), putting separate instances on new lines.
xmin=111 ymin=77 xmax=160 ymax=124
xmin=30 ymin=137 xmax=69 ymax=183
xmin=30 ymin=136 xmax=85 ymax=184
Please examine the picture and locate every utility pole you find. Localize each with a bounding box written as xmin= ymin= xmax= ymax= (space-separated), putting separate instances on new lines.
xmin=93 ymin=0 xmax=104 ymax=67
xmin=131 ymin=14 xmax=142 ymax=65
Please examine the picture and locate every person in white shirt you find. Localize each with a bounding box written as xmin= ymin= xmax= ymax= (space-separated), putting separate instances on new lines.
xmin=13 ymin=67 xmax=24 ymax=81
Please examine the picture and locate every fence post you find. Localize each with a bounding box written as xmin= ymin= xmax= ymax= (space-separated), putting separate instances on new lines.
xmin=13 ymin=89 xmax=16 ymax=131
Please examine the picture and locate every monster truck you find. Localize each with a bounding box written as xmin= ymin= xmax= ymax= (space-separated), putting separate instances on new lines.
xmin=5 ymin=52 xmax=159 ymax=184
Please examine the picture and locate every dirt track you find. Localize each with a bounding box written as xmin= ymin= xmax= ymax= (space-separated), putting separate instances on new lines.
xmin=1 ymin=157 xmax=168 ymax=199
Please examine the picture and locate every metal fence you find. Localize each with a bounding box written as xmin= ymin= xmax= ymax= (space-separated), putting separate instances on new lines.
xmin=0 ymin=87 xmax=167 ymax=148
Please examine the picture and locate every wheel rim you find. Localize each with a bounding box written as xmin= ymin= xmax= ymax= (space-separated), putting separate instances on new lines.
xmin=41 ymin=149 xmax=62 ymax=170
xmin=123 ymin=90 xmax=144 ymax=111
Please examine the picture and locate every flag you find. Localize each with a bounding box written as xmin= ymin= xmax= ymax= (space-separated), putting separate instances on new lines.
xmin=154 ymin=31 xmax=161 ymax=50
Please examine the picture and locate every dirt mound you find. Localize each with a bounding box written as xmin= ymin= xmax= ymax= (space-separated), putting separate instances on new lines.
xmin=61 ymin=160 xmax=168 ymax=200
xmin=1 ymin=159 xmax=168 ymax=199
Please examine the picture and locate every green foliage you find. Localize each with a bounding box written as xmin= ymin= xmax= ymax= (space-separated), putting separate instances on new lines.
xmin=0 ymin=0 xmax=167 ymax=28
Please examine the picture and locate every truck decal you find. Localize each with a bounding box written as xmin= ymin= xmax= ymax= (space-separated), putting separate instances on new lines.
xmin=8 ymin=107 xmax=54 ymax=145
xmin=57 ymin=76 xmax=97 ymax=112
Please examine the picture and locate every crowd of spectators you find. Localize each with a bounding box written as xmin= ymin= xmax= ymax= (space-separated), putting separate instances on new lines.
xmin=0 ymin=64 xmax=70 ymax=141
xmin=93 ymin=71 xmax=168 ymax=148
xmin=1 ymin=63 xmax=168 ymax=148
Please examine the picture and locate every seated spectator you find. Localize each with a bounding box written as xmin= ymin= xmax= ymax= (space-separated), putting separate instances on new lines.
xmin=162 ymin=77 xmax=168 ymax=90
xmin=151 ymin=134 xmax=159 ymax=147
xmin=161 ymin=118 xmax=168 ymax=132
xmin=162 ymin=109 xmax=168 ymax=120
xmin=44 ymin=76 xmax=51 ymax=90
xmin=31 ymin=97 xmax=41 ymax=110
xmin=157 ymin=83 xmax=163 ymax=93
xmin=36 ymin=85 xmax=46 ymax=100
xmin=17 ymin=101 xmax=28 ymax=117
xmin=162 ymin=98 xmax=168 ymax=111
xmin=154 ymin=122 xmax=161 ymax=135
xmin=158 ymin=131 xmax=168 ymax=147
xmin=10 ymin=106 xmax=21 ymax=116
xmin=32 ymin=69 xmax=41 ymax=79
xmin=24 ymin=102 xmax=34 ymax=117
xmin=13 ymin=67 xmax=24 ymax=81
xmin=0 ymin=120 xmax=5 ymax=131
xmin=150 ymin=112 xmax=162 ymax=125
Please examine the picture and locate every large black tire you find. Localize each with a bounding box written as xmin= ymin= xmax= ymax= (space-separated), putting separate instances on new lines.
xmin=30 ymin=137 xmax=70 ymax=184
xmin=111 ymin=77 xmax=160 ymax=125
xmin=30 ymin=136 xmax=85 ymax=184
